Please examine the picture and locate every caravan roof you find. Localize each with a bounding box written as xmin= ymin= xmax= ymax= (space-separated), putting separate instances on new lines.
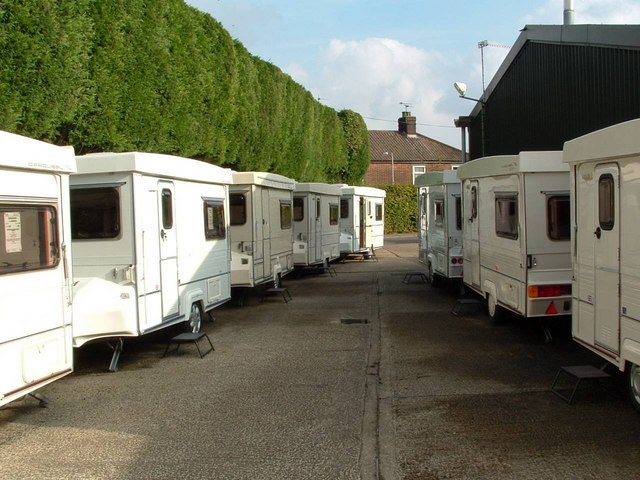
xmin=564 ymin=118 xmax=640 ymax=165
xmin=294 ymin=182 xmax=342 ymax=196
xmin=232 ymin=171 xmax=296 ymax=190
xmin=456 ymin=151 xmax=565 ymax=180
xmin=338 ymin=185 xmax=386 ymax=198
xmin=415 ymin=170 xmax=458 ymax=187
xmin=0 ymin=131 xmax=75 ymax=173
xmin=76 ymin=152 xmax=233 ymax=184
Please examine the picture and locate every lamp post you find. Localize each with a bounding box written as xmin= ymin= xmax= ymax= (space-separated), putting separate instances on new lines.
xmin=383 ymin=151 xmax=394 ymax=184
xmin=453 ymin=82 xmax=486 ymax=158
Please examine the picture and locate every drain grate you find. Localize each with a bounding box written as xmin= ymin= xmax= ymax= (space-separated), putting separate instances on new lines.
xmin=341 ymin=318 xmax=369 ymax=325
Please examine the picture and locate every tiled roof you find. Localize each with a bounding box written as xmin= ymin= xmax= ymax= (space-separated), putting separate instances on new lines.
xmin=369 ymin=130 xmax=461 ymax=163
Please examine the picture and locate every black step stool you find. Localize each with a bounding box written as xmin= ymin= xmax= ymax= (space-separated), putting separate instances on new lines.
xmin=162 ymin=332 xmax=214 ymax=359
xmin=261 ymin=287 xmax=292 ymax=303
xmin=551 ymin=365 xmax=612 ymax=404
xmin=451 ymin=298 xmax=484 ymax=316
xmin=403 ymin=272 xmax=427 ymax=284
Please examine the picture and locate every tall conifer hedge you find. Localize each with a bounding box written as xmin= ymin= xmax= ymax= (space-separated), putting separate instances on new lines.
xmin=0 ymin=0 xmax=370 ymax=184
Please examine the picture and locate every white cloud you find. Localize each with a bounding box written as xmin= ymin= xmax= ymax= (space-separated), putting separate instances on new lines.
xmin=525 ymin=0 xmax=640 ymax=24
xmin=308 ymin=38 xmax=463 ymax=147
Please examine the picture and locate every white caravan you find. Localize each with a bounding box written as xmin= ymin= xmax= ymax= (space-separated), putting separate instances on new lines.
xmin=415 ymin=170 xmax=463 ymax=286
xmin=337 ymin=185 xmax=386 ymax=257
xmin=70 ymin=152 xmax=232 ymax=368
xmin=293 ymin=183 xmax=342 ymax=266
xmin=456 ymin=151 xmax=572 ymax=322
xmin=229 ymin=172 xmax=295 ymax=287
xmin=0 ymin=131 xmax=75 ymax=406
xmin=564 ymin=118 xmax=640 ymax=412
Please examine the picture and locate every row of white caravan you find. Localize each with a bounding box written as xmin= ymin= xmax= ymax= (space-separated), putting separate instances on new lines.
xmin=228 ymin=174 xmax=385 ymax=288
xmin=416 ymin=118 xmax=640 ymax=411
xmin=0 ymin=131 xmax=386 ymax=407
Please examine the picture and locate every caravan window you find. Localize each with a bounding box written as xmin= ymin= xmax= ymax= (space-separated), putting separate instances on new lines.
xmin=203 ymin=200 xmax=225 ymax=239
xmin=71 ymin=187 xmax=120 ymax=239
xmin=280 ymin=200 xmax=292 ymax=229
xmin=161 ymin=189 xmax=173 ymax=229
xmin=329 ymin=203 xmax=339 ymax=225
xmin=340 ymin=199 xmax=349 ymax=219
xmin=495 ymin=195 xmax=518 ymax=240
xmin=598 ymin=174 xmax=615 ymax=230
xmin=470 ymin=186 xmax=478 ymax=220
xmin=293 ymin=197 xmax=304 ymax=222
xmin=0 ymin=204 xmax=59 ymax=275
xmin=434 ymin=199 xmax=444 ymax=226
xmin=316 ymin=198 xmax=321 ymax=219
xmin=455 ymin=196 xmax=462 ymax=230
xmin=547 ymin=195 xmax=570 ymax=240
xmin=230 ymin=193 xmax=246 ymax=226
xmin=375 ymin=203 xmax=383 ymax=221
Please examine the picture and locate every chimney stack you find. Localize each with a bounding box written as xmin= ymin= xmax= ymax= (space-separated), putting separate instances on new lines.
xmin=398 ymin=111 xmax=417 ymax=136
xmin=564 ymin=0 xmax=575 ymax=25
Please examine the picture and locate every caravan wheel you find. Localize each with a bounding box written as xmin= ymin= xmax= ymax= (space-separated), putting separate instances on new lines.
xmin=628 ymin=363 xmax=640 ymax=413
xmin=186 ymin=303 xmax=203 ymax=333
xmin=486 ymin=294 xmax=505 ymax=322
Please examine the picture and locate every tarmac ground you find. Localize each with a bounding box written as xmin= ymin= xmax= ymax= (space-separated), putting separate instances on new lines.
xmin=1 ymin=233 xmax=639 ymax=479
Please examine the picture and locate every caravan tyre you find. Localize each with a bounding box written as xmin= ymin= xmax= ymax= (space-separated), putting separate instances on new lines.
xmin=487 ymin=294 xmax=505 ymax=322
xmin=186 ymin=303 xmax=203 ymax=333
xmin=628 ymin=363 xmax=640 ymax=413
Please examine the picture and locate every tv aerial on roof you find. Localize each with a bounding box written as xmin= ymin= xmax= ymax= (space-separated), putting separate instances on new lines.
xmin=399 ymin=102 xmax=413 ymax=112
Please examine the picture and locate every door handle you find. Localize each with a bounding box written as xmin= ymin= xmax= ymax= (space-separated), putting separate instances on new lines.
xmin=594 ymin=226 xmax=601 ymax=239
xmin=161 ymin=229 xmax=167 ymax=240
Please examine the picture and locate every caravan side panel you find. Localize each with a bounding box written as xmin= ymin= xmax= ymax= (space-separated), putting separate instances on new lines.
xmin=175 ymin=180 xmax=231 ymax=317
xmin=71 ymin=173 xmax=139 ymax=346
xmin=1 ymin=133 xmax=75 ymax=406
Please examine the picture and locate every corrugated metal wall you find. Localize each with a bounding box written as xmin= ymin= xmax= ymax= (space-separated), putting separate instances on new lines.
xmin=469 ymin=42 xmax=640 ymax=159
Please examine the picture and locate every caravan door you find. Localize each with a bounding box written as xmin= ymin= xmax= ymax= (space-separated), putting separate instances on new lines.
xmin=262 ymin=188 xmax=271 ymax=279
xmin=314 ymin=196 xmax=322 ymax=261
xmin=158 ymin=182 xmax=179 ymax=319
xmin=463 ymin=180 xmax=480 ymax=288
xmin=593 ymin=164 xmax=620 ymax=353
xmin=359 ymin=197 xmax=366 ymax=249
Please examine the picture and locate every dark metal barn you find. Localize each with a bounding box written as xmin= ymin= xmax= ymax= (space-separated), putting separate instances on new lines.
xmin=461 ymin=24 xmax=640 ymax=160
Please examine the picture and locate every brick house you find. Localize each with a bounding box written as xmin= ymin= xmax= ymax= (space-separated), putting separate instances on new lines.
xmin=365 ymin=111 xmax=462 ymax=185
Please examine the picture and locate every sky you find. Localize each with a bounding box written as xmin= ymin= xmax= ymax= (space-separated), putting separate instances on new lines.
xmin=184 ymin=0 xmax=640 ymax=150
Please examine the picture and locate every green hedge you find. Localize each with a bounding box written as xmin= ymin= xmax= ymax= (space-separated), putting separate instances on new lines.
xmin=378 ymin=184 xmax=418 ymax=234
xmin=0 ymin=0 xmax=369 ymax=184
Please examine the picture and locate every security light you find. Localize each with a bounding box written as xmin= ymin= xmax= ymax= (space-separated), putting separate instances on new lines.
xmin=454 ymin=82 xmax=467 ymax=97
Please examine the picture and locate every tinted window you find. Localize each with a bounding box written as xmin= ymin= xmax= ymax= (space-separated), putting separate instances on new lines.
xmin=280 ymin=200 xmax=292 ymax=229
xmin=340 ymin=198 xmax=349 ymax=219
xmin=547 ymin=195 xmax=570 ymax=240
xmin=495 ymin=195 xmax=518 ymax=239
xmin=204 ymin=200 xmax=225 ymax=239
xmin=0 ymin=205 xmax=59 ymax=274
xmin=329 ymin=203 xmax=339 ymax=225
xmin=293 ymin=197 xmax=304 ymax=222
xmin=161 ymin=189 xmax=173 ymax=229
xmin=598 ymin=174 xmax=614 ymax=231
xmin=71 ymin=187 xmax=120 ymax=239
xmin=230 ymin=193 xmax=246 ymax=226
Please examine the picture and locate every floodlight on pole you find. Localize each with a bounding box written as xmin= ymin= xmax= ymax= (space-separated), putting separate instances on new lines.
xmin=454 ymin=82 xmax=486 ymax=158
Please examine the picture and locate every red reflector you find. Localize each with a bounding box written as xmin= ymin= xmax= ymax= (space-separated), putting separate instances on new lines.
xmin=459 ymin=258 xmax=463 ymax=264
xmin=451 ymin=258 xmax=457 ymax=264
xmin=545 ymin=301 xmax=558 ymax=315
xmin=528 ymin=284 xmax=571 ymax=298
